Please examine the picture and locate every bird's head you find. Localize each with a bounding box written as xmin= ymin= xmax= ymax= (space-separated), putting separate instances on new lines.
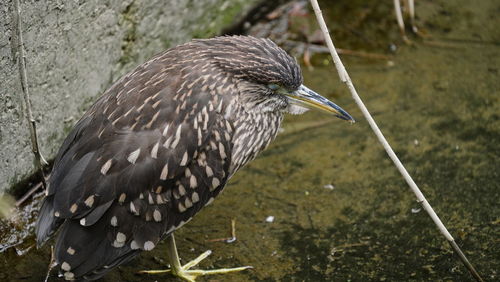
xmin=192 ymin=36 xmax=354 ymax=122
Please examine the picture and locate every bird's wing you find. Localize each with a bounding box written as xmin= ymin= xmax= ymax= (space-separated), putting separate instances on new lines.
xmin=36 ymin=57 xmax=234 ymax=279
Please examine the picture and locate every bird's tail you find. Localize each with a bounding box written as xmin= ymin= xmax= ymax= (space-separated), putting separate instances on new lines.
xmin=35 ymin=196 xmax=63 ymax=247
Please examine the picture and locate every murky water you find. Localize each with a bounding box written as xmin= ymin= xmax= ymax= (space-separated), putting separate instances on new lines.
xmin=1 ymin=0 xmax=499 ymax=281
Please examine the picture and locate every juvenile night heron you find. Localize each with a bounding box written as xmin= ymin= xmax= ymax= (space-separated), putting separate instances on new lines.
xmin=36 ymin=36 xmax=353 ymax=281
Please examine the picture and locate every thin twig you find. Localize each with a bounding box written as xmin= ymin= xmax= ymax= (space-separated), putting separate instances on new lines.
xmin=228 ymin=218 xmax=236 ymax=243
xmin=206 ymin=218 xmax=237 ymax=243
xmin=15 ymin=181 xmax=42 ymax=207
xmin=407 ymin=0 xmax=418 ymax=34
xmin=284 ymin=40 xmax=391 ymax=61
xmin=13 ymin=0 xmax=48 ymax=189
xmin=336 ymin=48 xmax=391 ymax=60
xmin=393 ymin=0 xmax=410 ymax=43
xmin=309 ymin=1 xmax=483 ymax=281
xmin=44 ymin=246 xmax=57 ymax=282
xmin=331 ymin=241 xmax=369 ymax=255
xmin=422 ymin=40 xmax=465 ymax=49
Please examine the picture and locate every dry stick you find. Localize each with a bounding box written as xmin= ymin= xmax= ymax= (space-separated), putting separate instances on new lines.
xmin=15 ymin=180 xmax=44 ymax=207
xmin=407 ymin=0 xmax=418 ymax=33
xmin=44 ymin=246 xmax=57 ymax=282
xmin=309 ymin=1 xmax=484 ymax=281
xmin=206 ymin=218 xmax=237 ymax=243
xmin=13 ymin=0 xmax=48 ymax=190
xmin=393 ymin=0 xmax=409 ymax=43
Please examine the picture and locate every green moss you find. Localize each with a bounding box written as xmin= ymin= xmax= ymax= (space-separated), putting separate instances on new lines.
xmin=118 ymin=1 xmax=139 ymax=66
xmin=191 ymin=1 xmax=246 ymax=38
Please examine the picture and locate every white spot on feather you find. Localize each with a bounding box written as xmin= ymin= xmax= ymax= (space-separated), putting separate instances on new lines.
xmin=218 ymin=143 xmax=226 ymax=159
xmin=170 ymin=126 xmax=182 ymax=149
xmin=113 ymin=240 xmax=125 ymax=248
xmin=61 ymin=262 xmax=71 ymax=271
xmin=123 ymin=106 xmax=135 ymax=118
xmin=185 ymin=197 xmax=193 ymax=208
xmin=178 ymin=184 xmax=186 ymax=196
xmin=178 ymin=202 xmax=186 ymax=212
xmin=197 ymin=127 xmax=202 ymax=145
xmin=84 ymin=195 xmax=95 ymax=207
xmin=64 ymin=271 xmax=74 ymax=280
xmin=130 ymin=202 xmax=139 ymax=215
xmin=156 ymin=194 xmax=165 ymax=204
xmin=160 ymin=163 xmax=169 ymax=180
xmin=162 ymin=124 xmax=170 ymax=136
xmin=153 ymin=209 xmax=162 ymax=222
xmin=192 ymin=192 xmax=199 ymax=203
xmin=216 ymin=100 xmax=223 ymax=113
xmin=127 ymin=148 xmax=141 ymax=164
xmin=211 ymin=177 xmax=220 ymax=190
xmin=190 ymin=175 xmax=197 ymax=188
xmin=67 ymin=247 xmax=75 ymax=255
xmin=152 ymin=100 xmax=161 ymax=109
xmin=163 ymin=136 xmax=173 ymax=148
xmin=144 ymin=241 xmax=155 ymax=251
xmin=151 ymin=142 xmax=159 ymax=159
xmin=110 ymin=216 xmax=118 ymax=226
xmin=118 ymin=193 xmax=126 ymax=204
xmin=210 ymin=141 xmax=217 ymax=150
xmin=205 ymin=166 xmax=213 ymax=177
xmin=116 ymin=232 xmax=126 ymax=243
xmin=145 ymin=110 xmax=161 ymax=129
xmin=130 ymin=240 xmax=139 ymax=250
xmin=101 ymin=159 xmax=112 ymax=175
xmin=180 ymin=151 xmax=188 ymax=166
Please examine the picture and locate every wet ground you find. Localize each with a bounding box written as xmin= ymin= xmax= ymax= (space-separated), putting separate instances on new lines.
xmin=1 ymin=0 xmax=499 ymax=281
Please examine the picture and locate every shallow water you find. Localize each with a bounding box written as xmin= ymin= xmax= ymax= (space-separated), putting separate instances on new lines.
xmin=1 ymin=0 xmax=499 ymax=281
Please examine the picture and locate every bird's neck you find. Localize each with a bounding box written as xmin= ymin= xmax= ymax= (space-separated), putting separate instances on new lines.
xmin=226 ymin=100 xmax=283 ymax=176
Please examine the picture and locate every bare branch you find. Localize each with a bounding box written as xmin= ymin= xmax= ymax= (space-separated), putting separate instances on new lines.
xmin=13 ymin=0 xmax=48 ymax=189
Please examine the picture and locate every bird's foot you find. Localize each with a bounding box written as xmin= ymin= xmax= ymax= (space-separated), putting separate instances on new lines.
xmin=139 ymin=250 xmax=252 ymax=282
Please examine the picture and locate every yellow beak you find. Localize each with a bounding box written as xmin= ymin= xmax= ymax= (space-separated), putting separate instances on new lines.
xmin=286 ymin=85 xmax=355 ymax=122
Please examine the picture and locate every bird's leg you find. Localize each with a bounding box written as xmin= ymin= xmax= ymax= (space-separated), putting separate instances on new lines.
xmin=139 ymin=234 xmax=252 ymax=282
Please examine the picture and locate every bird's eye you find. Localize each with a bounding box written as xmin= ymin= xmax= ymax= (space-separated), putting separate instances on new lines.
xmin=268 ymin=84 xmax=280 ymax=91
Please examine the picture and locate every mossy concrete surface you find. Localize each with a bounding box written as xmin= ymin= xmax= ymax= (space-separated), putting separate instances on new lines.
xmin=0 ymin=0 xmax=260 ymax=194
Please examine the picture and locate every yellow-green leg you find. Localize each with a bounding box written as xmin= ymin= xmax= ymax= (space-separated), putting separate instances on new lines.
xmin=140 ymin=234 xmax=252 ymax=281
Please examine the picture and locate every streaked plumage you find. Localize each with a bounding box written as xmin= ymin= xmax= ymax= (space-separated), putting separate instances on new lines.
xmin=36 ymin=35 xmax=352 ymax=281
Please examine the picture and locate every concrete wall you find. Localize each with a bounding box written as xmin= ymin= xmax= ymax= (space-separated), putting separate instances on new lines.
xmin=0 ymin=0 xmax=260 ymax=193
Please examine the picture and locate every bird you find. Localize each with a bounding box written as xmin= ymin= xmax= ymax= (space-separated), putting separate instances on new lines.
xmin=35 ymin=35 xmax=354 ymax=281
